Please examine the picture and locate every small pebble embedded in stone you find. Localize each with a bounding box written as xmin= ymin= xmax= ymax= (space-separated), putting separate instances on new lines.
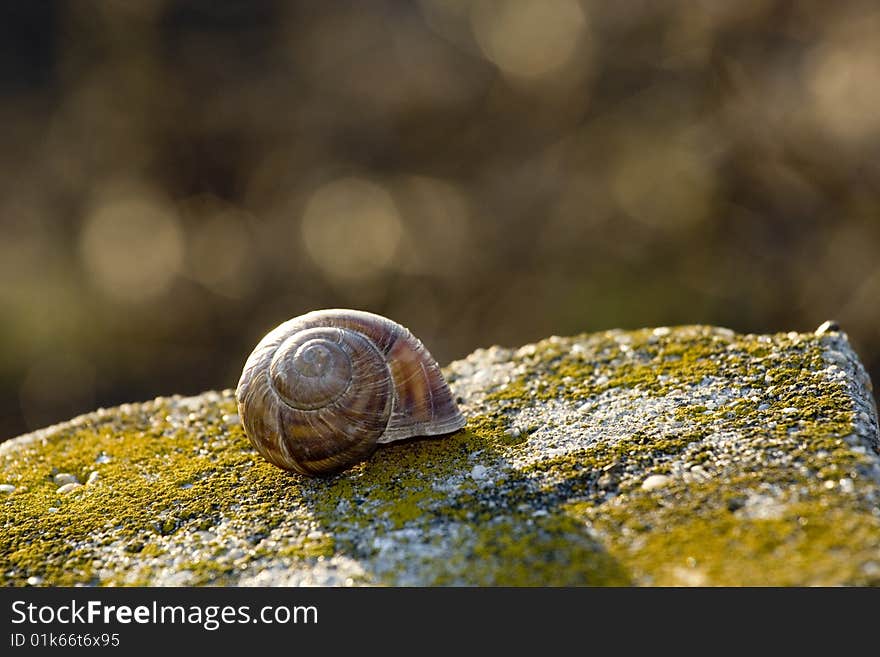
xmin=0 ymin=484 xmax=15 ymax=494
xmin=53 ymin=472 xmax=78 ymax=486
xmin=57 ymin=483 xmax=82 ymax=495
xmin=641 ymin=474 xmax=672 ymax=490
xmin=470 ymin=465 xmax=488 ymax=480
xmin=814 ymin=320 xmax=840 ymax=336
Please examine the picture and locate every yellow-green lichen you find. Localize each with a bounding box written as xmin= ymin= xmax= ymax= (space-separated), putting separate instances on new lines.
xmin=571 ymin=470 xmax=880 ymax=586
xmin=457 ymin=514 xmax=632 ymax=586
xmin=0 ymin=398 xmax=323 ymax=585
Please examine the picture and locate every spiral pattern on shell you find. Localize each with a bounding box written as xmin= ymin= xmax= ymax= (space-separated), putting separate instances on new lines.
xmin=235 ymin=309 xmax=467 ymax=476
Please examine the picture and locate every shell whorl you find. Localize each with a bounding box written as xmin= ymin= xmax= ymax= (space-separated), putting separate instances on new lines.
xmin=236 ymin=309 xmax=466 ymax=476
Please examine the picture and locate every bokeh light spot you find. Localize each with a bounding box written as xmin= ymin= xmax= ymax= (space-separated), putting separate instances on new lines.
xmin=79 ymin=186 xmax=184 ymax=302
xmin=301 ymin=178 xmax=402 ymax=283
xmin=807 ymin=19 xmax=880 ymax=143
xmin=183 ymin=196 xmax=254 ymax=298
xmin=610 ymin=133 xmax=715 ymax=230
xmin=470 ymin=0 xmax=588 ymax=79
xmin=393 ymin=176 xmax=470 ymax=277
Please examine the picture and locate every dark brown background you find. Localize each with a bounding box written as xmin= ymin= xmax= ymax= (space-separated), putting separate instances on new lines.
xmin=2 ymin=0 xmax=879 ymax=440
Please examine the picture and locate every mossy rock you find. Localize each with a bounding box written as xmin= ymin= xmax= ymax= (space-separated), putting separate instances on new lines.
xmin=2 ymin=325 xmax=879 ymax=586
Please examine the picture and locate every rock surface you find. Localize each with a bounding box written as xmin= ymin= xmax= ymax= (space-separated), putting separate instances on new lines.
xmin=2 ymin=325 xmax=879 ymax=586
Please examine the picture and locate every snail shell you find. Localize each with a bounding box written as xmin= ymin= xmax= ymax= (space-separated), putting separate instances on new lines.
xmin=235 ymin=309 xmax=466 ymax=476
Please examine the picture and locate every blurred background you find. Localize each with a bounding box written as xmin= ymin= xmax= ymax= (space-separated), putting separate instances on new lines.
xmin=1 ymin=0 xmax=879 ymax=440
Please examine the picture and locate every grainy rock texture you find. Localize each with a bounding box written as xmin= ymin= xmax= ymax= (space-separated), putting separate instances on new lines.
xmin=2 ymin=325 xmax=879 ymax=586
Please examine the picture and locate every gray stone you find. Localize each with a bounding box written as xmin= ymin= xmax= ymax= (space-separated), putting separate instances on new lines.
xmin=1 ymin=325 xmax=878 ymax=586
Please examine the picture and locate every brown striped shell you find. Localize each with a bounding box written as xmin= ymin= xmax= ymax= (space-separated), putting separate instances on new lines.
xmin=235 ymin=309 xmax=466 ymax=476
